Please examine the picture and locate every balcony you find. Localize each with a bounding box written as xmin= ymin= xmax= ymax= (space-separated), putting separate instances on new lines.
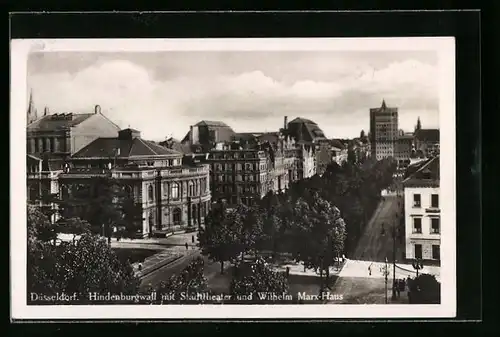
xmin=425 ymin=207 xmax=440 ymax=214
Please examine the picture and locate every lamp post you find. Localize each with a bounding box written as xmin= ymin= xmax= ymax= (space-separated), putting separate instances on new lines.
xmin=412 ymin=258 xmax=424 ymax=277
xmin=384 ymin=257 xmax=389 ymax=304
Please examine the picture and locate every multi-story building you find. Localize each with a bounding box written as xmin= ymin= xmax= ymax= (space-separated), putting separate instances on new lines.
xmin=27 ymin=154 xmax=62 ymax=223
xmin=282 ymin=116 xmax=326 ymax=178
xmin=403 ymin=155 xmax=440 ymax=262
xmin=26 ymin=104 xmax=121 ymax=160
xmin=56 ymin=128 xmax=211 ymax=236
xmin=330 ymin=139 xmax=348 ymax=165
xmin=370 ymin=100 xmax=399 ymax=160
xmin=204 ymin=141 xmax=274 ymax=207
xmin=395 ymin=135 xmax=414 ymax=168
xmin=414 ymin=129 xmax=440 ymax=158
xmin=26 ymin=104 xmax=121 ymax=221
xmin=182 ymin=120 xmax=236 ymax=152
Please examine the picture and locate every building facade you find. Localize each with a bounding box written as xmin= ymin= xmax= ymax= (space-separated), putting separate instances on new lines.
xmin=395 ymin=135 xmax=413 ymax=168
xmin=370 ymin=100 xmax=399 ymax=160
xmin=56 ymin=128 xmax=211 ymax=236
xmin=414 ymin=129 xmax=440 ymax=158
xmin=26 ymin=104 xmax=121 ymax=159
xmin=403 ymin=156 xmax=440 ymax=261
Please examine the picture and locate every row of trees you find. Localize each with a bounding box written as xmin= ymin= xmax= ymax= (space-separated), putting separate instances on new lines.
xmin=199 ymin=190 xmax=348 ymax=293
xmin=197 ymin=156 xmax=396 ymax=294
xmin=28 ymin=205 xmax=288 ymax=304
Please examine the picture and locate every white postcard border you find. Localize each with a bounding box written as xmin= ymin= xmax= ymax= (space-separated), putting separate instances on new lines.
xmin=11 ymin=37 xmax=456 ymax=320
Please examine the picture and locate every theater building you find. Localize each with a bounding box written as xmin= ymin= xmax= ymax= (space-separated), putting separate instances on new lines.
xmin=58 ymin=128 xmax=211 ymax=236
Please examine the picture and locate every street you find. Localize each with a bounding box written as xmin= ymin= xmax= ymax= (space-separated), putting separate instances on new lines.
xmin=352 ymin=195 xmax=405 ymax=263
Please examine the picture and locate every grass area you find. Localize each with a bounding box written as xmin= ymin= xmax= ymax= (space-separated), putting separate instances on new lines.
xmin=112 ymin=248 xmax=162 ymax=264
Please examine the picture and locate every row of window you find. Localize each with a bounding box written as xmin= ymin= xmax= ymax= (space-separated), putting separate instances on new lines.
xmin=211 ymin=162 xmax=267 ymax=172
xmin=413 ymin=193 xmax=439 ymax=208
xmin=213 ymin=174 xmax=265 ymax=183
xmin=215 ymin=185 xmax=259 ymax=194
xmin=412 ymin=217 xmax=440 ymax=234
xmin=414 ymin=243 xmax=440 ymax=260
xmin=147 ymin=179 xmax=208 ymax=202
xmin=211 ymin=152 xmax=259 ymax=160
xmin=28 ymin=137 xmax=65 ymax=153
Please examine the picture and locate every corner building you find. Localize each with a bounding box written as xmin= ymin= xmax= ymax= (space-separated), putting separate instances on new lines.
xmin=59 ymin=128 xmax=211 ymax=237
xmin=403 ymin=156 xmax=440 ymax=262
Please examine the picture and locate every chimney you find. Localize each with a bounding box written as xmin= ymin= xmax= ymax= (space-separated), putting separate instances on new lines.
xmin=94 ymin=105 xmax=101 ymax=114
xmin=189 ymin=126 xmax=194 ymax=144
xmin=43 ymin=106 xmax=49 ymax=116
xmin=284 ymin=116 xmax=288 ymax=130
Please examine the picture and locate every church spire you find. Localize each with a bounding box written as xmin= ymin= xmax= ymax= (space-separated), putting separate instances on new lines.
xmin=27 ymin=88 xmax=37 ymax=124
xmin=416 ymin=116 xmax=422 ymax=131
xmin=381 ymin=99 xmax=387 ymax=110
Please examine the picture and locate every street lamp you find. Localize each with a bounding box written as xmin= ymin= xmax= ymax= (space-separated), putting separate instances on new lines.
xmin=412 ymin=258 xmax=424 ymax=277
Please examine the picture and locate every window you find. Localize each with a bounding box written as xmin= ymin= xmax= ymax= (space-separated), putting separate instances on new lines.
xmin=431 ymin=218 xmax=440 ymax=234
xmin=413 ymin=194 xmax=421 ymax=207
xmin=188 ymin=182 xmax=194 ymax=197
xmin=173 ymin=208 xmax=182 ymax=225
xmin=413 ymin=218 xmax=422 ymax=233
xmin=432 ymin=245 xmax=440 ymax=260
xmin=148 ymin=185 xmax=154 ymax=202
xmin=431 ymin=194 xmax=439 ymax=208
xmin=171 ymin=183 xmax=179 ymax=199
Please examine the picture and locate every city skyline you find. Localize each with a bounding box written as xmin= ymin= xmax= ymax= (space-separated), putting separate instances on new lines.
xmin=27 ymin=50 xmax=439 ymax=141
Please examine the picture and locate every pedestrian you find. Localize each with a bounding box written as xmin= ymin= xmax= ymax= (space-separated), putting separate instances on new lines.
xmin=185 ymin=242 xmax=188 ymax=250
xmin=400 ymin=279 xmax=406 ymax=292
xmin=286 ymin=266 xmax=290 ymax=278
xmin=368 ymin=265 xmax=372 ymax=276
xmin=191 ymin=235 xmax=195 ymax=244
xmin=342 ymin=254 xmax=346 ymax=263
xmin=138 ymin=263 xmax=143 ymax=271
xmin=396 ymin=280 xmax=401 ymax=297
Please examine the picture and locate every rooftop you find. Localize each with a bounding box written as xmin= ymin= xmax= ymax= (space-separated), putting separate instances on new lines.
xmin=194 ymin=120 xmax=230 ymax=127
xmin=72 ymin=135 xmax=183 ymax=159
xmin=415 ymin=129 xmax=440 ymax=142
xmin=403 ymin=155 xmax=440 ymax=188
xmin=27 ymin=113 xmax=95 ymax=131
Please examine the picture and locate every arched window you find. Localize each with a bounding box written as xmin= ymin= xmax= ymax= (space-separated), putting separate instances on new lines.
xmin=171 ymin=183 xmax=179 ymax=199
xmin=173 ymin=208 xmax=182 ymax=225
xmin=188 ymin=181 xmax=194 ymax=197
xmin=148 ymin=185 xmax=154 ymax=202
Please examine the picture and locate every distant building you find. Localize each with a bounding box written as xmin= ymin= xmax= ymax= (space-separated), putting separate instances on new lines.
xmin=182 ymin=120 xmax=236 ymax=151
xmin=395 ymin=135 xmax=413 ymax=168
xmin=414 ymin=129 xmax=440 ymax=158
xmin=282 ymin=116 xmax=327 ymax=177
xmin=403 ymin=156 xmax=440 ymax=261
xmin=56 ymin=128 xmax=211 ymax=236
xmin=330 ymin=139 xmax=348 ymax=165
xmin=369 ymin=100 xmax=399 ymax=160
xmin=26 ymin=104 xmax=121 ymax=221
xmin=26 ymin=104 xmax=121 ymax=160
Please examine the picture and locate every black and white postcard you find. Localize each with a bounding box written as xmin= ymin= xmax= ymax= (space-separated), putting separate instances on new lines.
xmin=11 ymin=37 xmax=456 ymax=320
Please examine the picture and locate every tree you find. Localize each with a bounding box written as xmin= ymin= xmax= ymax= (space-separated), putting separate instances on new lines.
xmin=408 ymin=274 xmax=440 ymax=304
xmin=27 ymin=204 xmax=57 ymax=244
xmin=230 ymin=257 xmax=289 ymax=303
xmin=198 ymin=206 xmax=242 ymax=274
xmin=154 ymin=257 xmax=209 ymax=304
xmin=27 ymin=228 xmax=140 ymax=304
xmin=289 ymin=194 xmax=347 ymax=292
xmin=347 ymin=147 xmax=357 ymax=165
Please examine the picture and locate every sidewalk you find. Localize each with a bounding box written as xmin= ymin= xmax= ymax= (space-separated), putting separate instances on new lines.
xmin=339 ymin=259 xmax=440 ymax=282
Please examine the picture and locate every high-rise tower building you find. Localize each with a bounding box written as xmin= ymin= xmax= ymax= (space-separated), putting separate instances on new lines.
xmin=369 ymin=100 xmax=399 ymax=160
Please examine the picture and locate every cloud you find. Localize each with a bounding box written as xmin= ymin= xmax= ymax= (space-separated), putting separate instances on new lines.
xmin=28 ymin=54 xmax=439 ymax=140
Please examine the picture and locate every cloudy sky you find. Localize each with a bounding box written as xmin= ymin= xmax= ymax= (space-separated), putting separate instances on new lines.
xmin=27 ymin=50 xmax=439 ymax=140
